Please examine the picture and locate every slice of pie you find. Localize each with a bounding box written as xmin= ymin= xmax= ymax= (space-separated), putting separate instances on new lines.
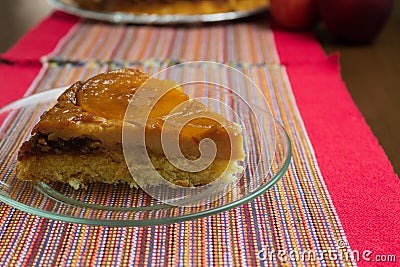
xmin=16 ymin=68 xmax=245 ymax=189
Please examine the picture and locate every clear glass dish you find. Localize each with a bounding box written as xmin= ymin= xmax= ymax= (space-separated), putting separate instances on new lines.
xmin=48 ymin=0 xmax=268 ymax=24
xmin=0 ymin=84 xmax=291 ymax=226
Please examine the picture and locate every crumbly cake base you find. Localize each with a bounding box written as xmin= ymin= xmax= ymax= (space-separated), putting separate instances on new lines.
xmin=16 ymin=153 xmax=133 ymax=189
xmin=16 ymin=152 xmax=242 ymax=190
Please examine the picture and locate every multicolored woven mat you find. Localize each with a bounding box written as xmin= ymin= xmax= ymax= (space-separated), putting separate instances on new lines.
xmin=0 ymin=12 xmax=399 ymax=266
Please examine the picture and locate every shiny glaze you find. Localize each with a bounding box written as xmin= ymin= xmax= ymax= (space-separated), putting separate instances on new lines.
xmin=31 ymin=68 xmax=243 ymax=160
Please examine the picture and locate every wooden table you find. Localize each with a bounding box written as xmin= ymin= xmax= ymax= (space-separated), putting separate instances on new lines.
xmin=320 ymin=16 xmax=400 ymax=175
xmin=1 ymin=1 xmax=399 ymax=175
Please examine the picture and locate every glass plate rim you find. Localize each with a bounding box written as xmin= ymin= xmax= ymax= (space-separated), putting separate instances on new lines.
xmin=0 ymin=88 xmax=292 ymax=226
xmin=47 ymin=0 xmax=269 ymax=24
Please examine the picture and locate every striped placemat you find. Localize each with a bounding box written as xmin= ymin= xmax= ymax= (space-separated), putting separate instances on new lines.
xmin=0 ymin=17 xmax=357 ymax=266
xmin=46 ymin=20 xmax=280 ymax=65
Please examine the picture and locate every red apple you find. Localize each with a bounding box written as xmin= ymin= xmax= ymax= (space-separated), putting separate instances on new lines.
xmin=318 ymin=0 xmax=394 ymax=44
xmin=270 ymin=0 xmax=320 ymax=31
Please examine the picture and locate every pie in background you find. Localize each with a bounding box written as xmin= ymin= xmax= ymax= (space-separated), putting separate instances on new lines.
xmin=73 ymin=0 xmax=268 ymax=15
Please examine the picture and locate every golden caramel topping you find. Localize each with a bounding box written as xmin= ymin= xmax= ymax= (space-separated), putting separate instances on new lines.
xmin=76 ymin=68 xmax=194 ymax=122
xmin=148 ymin=89 xmax=189 ymax=118
xmin=76 ymin=69 xmax=149 ymax=120
xmin=30 ymin=68 xmax=243 ymax=161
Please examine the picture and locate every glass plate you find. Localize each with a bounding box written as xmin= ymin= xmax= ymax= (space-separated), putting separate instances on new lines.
xmin=0 ymin=87 xmax=291 ymax=226
xmin=48 ymin=0 xmax=268 ymax=24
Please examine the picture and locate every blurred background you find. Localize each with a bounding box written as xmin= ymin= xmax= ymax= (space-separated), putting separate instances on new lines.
xmin=1 ymin=0 xmax=400 ymax=52
xmin=0 ymin=0 xmax=52 ymax=52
